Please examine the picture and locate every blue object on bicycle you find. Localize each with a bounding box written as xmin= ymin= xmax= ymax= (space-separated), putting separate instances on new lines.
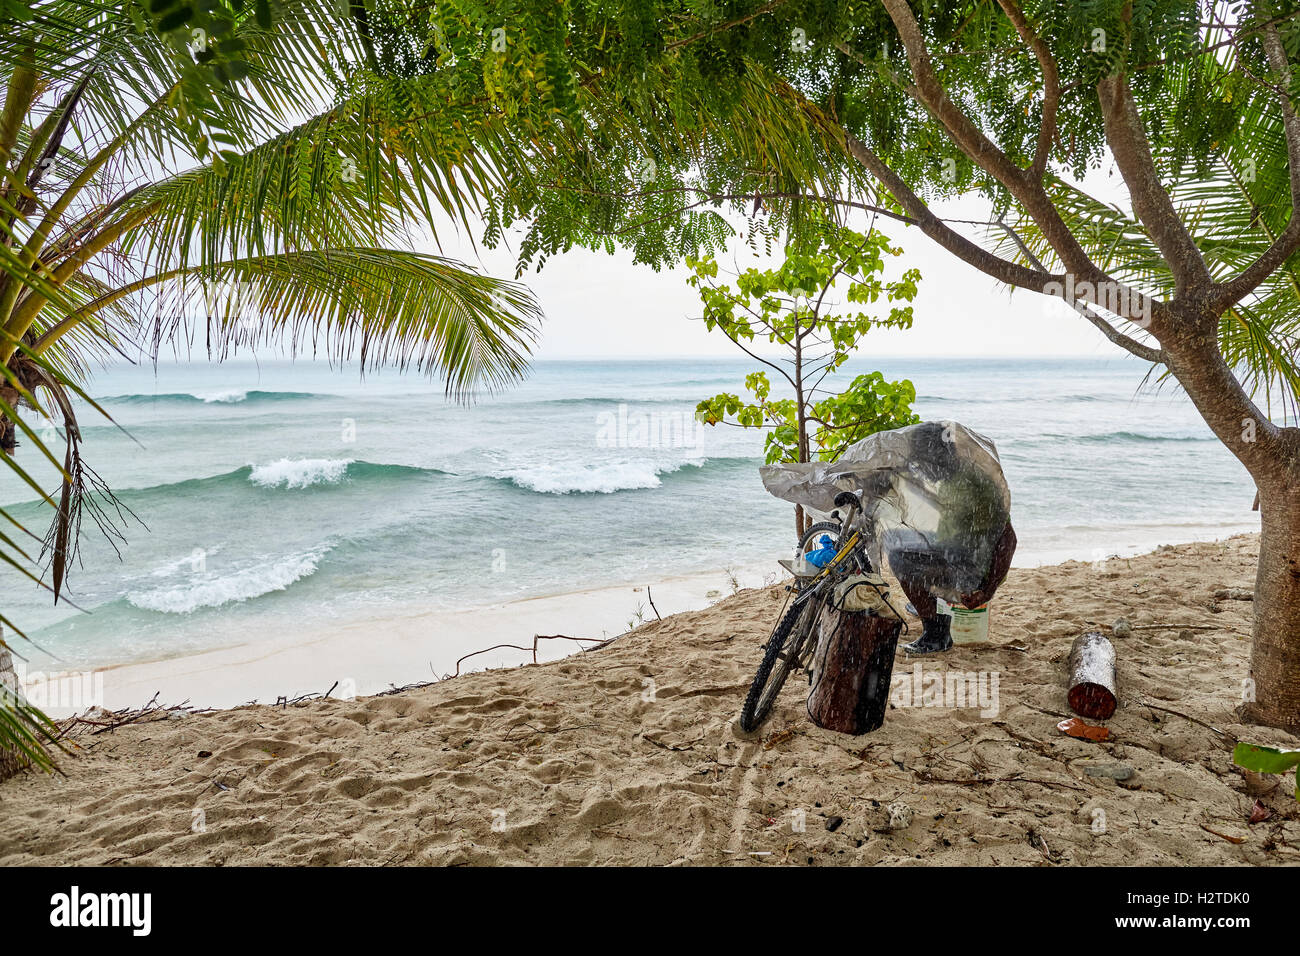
xmin=805 ymin=534 xmax=837 ymax=568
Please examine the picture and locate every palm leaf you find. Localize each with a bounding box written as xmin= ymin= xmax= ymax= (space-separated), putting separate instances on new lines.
xmin=142 ymin=249 xmax=543 ymax=394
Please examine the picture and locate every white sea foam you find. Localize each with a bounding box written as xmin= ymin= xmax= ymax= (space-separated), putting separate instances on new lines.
xmin=248 ymin=458 xmax=352 ymax=489
xmin=495 ymin=458 xmax=705 ymax=494
xmin=199 ymin=389 xmax=249 ymax=403
xmin=127 ymin=548 xmax=326 ymax=614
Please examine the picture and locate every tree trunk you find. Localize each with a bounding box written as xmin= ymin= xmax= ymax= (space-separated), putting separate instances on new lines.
xmin=1244 ymin=483 xmax=1300 ymax=733
xmin=1161 ymin=321 xmax=1300 ymax=733
xmin=794 ymin=399 xmax=809 ymax=539
xmin=0 ymin=382 xmax=18 ymax=455
xmin=0 ymin=635 xmax=26 ymax=781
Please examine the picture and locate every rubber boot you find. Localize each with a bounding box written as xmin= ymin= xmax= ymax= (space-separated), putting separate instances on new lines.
xmin=904 ymin=614 xmax=952 ymax=655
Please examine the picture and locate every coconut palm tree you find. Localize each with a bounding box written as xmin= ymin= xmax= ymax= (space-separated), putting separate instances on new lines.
xmin=0 ymin=0 xmax=547 ymax=771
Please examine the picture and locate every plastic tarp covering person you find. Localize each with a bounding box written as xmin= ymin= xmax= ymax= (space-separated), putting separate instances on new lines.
xmin=759 ymin=421 xmax=1012 ymax=607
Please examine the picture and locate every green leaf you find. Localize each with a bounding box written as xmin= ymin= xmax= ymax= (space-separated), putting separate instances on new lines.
xmin=1232 ymin=742 xmax=1300 ymax=799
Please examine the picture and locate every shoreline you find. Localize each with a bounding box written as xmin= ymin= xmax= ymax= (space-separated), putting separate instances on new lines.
xmin=20 ymin=526 xmax=1260 ymax=716
xmin=26 ymin=563 xmax=777 ymax=714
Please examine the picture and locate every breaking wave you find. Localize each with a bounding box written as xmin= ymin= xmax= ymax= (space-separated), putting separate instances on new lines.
xmin=126 ymin=547 xmax=328 ymax=614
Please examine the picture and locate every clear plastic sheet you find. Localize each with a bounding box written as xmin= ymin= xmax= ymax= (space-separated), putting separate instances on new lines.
xmin=760 ymin=421 xmax=1011 ymax=602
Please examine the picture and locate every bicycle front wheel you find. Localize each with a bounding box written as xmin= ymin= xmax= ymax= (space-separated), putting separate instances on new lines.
xmin=739 ymin=591 xmax=825 ymax=733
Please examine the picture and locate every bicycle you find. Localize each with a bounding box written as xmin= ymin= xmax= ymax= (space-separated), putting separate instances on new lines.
xmin=738 ymin=490 xmax=890 ymax=733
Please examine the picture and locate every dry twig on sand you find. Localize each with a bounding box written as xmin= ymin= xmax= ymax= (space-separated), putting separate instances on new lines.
xmin=647 ymin=585 xmax=662 ymax=620
xmin=1200 ymin=823 xmax=1247 ymax=844
xmin=451 ymin=634 xmax=608 ymax=677
xmin=914 ymin=769 xmax=1087 ymax=792
xmin=54 ymin=693 xmax=213 ymax=742
xmin=1129 ymin=623 xmax=1221 ymax=631
xmin=1140 ymin=700 xmax=1237 ymax=746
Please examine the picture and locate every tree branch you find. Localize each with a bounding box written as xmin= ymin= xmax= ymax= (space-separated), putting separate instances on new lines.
xmin=666 ymin=0 xmax=790 ymax=52
xmin=794 ymin=66 xmax=1171 ymax=348
xmin=1162 ymin=328 xmax=1298 ymax=478
xmin=1072 ymin=299 xmax=1164 ymax=364
xmin=1096 ymin=72 xmax=1213 ymax=297
xmin=711 ymin=315 xmax=798 ymax=392
xmin=880 ymin=0 xmax=1027 ymax=189
xmin=839 ymin=129 xmax=1057 ymax=292
xmin=878 ymin=0 xmax=1105 ymax=283
xmin=995 ymin=0 xmax=1058 ymax=177
xmin=994 ymin=215 xmax=1164 ymax=363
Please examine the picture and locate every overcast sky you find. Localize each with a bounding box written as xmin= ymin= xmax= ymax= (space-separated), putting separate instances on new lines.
xmin=430 ymin=170 xmax=1137 ymax=361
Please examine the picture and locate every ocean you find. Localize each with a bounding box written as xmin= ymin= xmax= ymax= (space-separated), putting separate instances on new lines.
xmin=0 ymin=356 xmax=1259 ymax=673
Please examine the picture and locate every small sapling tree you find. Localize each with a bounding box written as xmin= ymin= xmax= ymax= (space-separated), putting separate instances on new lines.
xmin=691 ymin=218 xmax=922 ymax=536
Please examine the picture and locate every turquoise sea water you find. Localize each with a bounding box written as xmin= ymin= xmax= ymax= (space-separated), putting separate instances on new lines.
xmin=0 ymin=356 xmax=1259 ymax=670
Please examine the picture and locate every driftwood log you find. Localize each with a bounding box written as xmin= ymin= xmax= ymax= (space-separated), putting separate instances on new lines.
xmin=1067 ymin=631 xmax=1118 ymax=720
xmin=806 ymin=608 xmax=903 ymax=735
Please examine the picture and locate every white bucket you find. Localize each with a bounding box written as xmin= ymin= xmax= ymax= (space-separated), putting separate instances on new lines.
xmin=946 ymin=602 xmax=990 ymax=645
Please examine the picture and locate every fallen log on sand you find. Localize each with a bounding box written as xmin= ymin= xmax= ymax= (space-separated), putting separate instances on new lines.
xmin=1067 ymin=631 xmax=1118 ymax=720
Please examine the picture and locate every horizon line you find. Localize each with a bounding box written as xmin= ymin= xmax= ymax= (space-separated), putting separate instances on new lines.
xmin=529 ymin=352 xmax=1136 ymax=361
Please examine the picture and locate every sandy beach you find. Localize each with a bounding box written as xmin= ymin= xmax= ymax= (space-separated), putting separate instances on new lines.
xmin=2 ymin=533 xmax=1296 ymax=867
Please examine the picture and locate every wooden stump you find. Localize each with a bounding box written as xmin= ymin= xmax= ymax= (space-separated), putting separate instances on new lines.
xmin=806 ymin=608 xmax=903 ymax=735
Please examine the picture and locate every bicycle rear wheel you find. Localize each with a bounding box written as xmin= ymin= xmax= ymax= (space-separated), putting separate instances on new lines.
xmin=739 ymin=591 xmax=825 ymax=732
xmin=799 ymin=521 xmax=841 ymax=555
